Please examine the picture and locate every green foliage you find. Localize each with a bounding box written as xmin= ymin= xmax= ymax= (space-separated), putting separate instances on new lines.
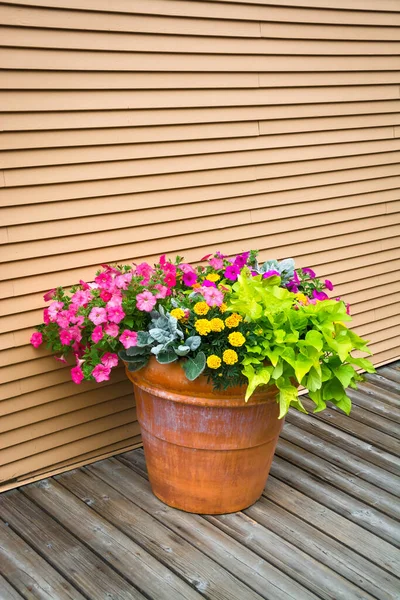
xmin=227 ymin=272 xmax=375 ymax=419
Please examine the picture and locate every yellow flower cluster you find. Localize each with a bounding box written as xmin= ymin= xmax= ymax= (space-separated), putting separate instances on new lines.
xmin=209 ymin=318 xmax=225 ymax=332
xmin=195 ymin=319 xmax=211 ymax=336
xmin=219 ymin=303 xmax=227 ymax=313
xmin=193 ymin=301 xmax=209 ymax=316
xmin=295 ymin=293 xmax=309 ymax=305
xmin=207 ymin=355 xmax=221 ymax=369
xmin=228 ymin=331 xmax=246 ymax=347
xmin=223 ymin=349 xmax=238 ymax=365
xmin=205 ymin=273 xmax=220 ymax=282
xmin=225 ymin=313 xmax=243 ymax=328
xmin=170 ymin=308 xmax=185 ymax=320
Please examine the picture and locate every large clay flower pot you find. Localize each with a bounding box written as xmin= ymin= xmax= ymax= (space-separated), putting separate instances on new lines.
xmin=126 ymin=358 xmax=283 ymax=514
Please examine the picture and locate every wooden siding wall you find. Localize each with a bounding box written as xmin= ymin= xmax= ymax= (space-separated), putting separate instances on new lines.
xmin=0 ymin=0 xmax=400 ymax=490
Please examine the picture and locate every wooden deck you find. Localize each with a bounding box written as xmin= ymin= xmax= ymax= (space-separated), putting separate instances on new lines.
xmin=0 ymin=364 xmax=399 ymax=600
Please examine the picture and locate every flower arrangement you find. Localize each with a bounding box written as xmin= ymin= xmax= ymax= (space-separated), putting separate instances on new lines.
xmin=31 ymin=250 xmax=374 ymax=418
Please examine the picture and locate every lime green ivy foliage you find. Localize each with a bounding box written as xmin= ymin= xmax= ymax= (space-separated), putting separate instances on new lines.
xmin=228 ymin=269 xmax=375 ymax=418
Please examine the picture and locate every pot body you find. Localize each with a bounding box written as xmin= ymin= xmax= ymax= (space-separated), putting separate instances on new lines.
xmin=126 ymin=358 xmax=283 ymax=514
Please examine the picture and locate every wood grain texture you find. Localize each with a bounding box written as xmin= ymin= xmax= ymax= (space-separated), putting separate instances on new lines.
xmin=1 ymin=0 xmax=399 ymax=489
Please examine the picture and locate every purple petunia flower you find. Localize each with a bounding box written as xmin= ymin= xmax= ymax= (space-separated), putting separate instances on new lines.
xmin=312 ymin=289 xmax=329 ymax=301
xmin=324 ymin=279 xmax=334 ymax=291
xmin=234 ymin=251 xmax=250 ymax=269
xmin=224 ymin=265 xmax=240 ymax=281
xmin=263 ymin=270 xmax=280 ymax=279
xmin=302 ymin=268 xmax=316 ymax=279
xmin=182 ymin=271 xmax=198 ymax=286
xmin=202 ymin=279 xmax=217 ymax=288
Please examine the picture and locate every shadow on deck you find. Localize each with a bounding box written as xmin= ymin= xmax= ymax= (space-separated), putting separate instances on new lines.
xmin=0 ymin=364 xmax=399 ymax=599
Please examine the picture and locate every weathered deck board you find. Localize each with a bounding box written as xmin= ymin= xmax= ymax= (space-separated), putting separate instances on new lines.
xmin=0 ymin=364 xmax=399 ymax=600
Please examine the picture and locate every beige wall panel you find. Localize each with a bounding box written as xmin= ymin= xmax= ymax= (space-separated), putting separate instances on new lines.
xmin=1 ymin=0 xmax=399 ymax=491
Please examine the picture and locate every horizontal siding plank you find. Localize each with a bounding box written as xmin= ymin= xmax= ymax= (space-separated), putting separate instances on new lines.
xmin=0 ymin=422 xmax=139 ymax=483
xmin=4 ymin=0 xmax=400 ymax=27
xmin=2 ymin=48 xmax=400 ymax=72
xmin=1 ymin=87 xmax=399 ymax=113
xmin=2 ymin=100 xmax=399 ymax=132
xmin=2 ymin=71 xmax=400 ymax=92
xmin=0 ymin=126 xmax=396 ymax=171
xmin=1 ymin=4 xmax=400 ymax=40
xmin=3 ymin=27 xmax=400 ymax=55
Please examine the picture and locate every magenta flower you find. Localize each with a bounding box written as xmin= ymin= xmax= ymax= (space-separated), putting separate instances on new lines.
xmin=91 ymin=326 xmax=104 ymax=343
xmin=293 ymin=270 xmax=300 ymax=284
xmin=325 ymin=279 xmax=334 ymax=291
xmin=135 ymin=262 xmax=154 ymax=285
xmin=203 ymin=287 xmax=224 ymax=307
xmin=30 ymin=332 xmax=43 ymax=348
xmin=234 ymin=252 xmax=250 ymax=268
xmin=312 ymin=289 xmax=329 ymax=301
xmin=104 ymin=322 xmax=119 ymax=337
xmin=346 ymin=303 xmax=351 ymax=315
xmin=71 ymin=365 xmax=84 ymax=384
xmin=183 ymin=271 xmax=198 ymax=286
xmin=154 ymin=284 xmax=168 ymax=299
xmin=202 ymin=279 xmax=217 ymax=288
xmin=60 ymin=329 xmax=73 ymax=345
xmin=43 ymin=308 xmax=50 ymax=325
xmin=107 ymin=305 xmax=125 ymax=324
xmin=71 ymin=289 xmax=92 ymax=307
xmin=70 ymin=314 xmax=84 ymax=326
xmin=94 ymin=271 xmax=113 ymax=290
xmin=79 ymin=279 xmax=90 ymax=290
xmin=102 ymin=352 xmax=119 ymax=368
xmin=200 ymin=253 xmax=213 ymax=261
xmin=56 ymin=310 xmax=72 ymax=329
xmin=88 ymin=307 xmax=107 ymax=325
xmin=115 ymin=272 xmax=133 ymax=290
xmin=164 ymin=272 xmax=176 ymax=288
xmin=92 ymin=364 xmax=111 ymax=383
xmin=119 ymin=330 xmax=138 ymax=349
xmin=224 ymin=265 xmax=240 ymax=281
xmin=179 ymin=263 xmax=195 ymax=274
xmin=55 ymin=355 xmax=67 ymax=364
xmin=209 ymin=256 xmax=223 ymax=270
xmin=100 ymin=289 xmax=113 ymax=303
xmin=43 ymin=288 xmax=56 ymax=302
xmin=107 ymin=293 xmax=123 ymax=308
xmin=302 ymin=268 xmax=316 ymax=279
xmin=69 ymin=325 xmax=82 ymax=343
xmin=136 ymin=291 xmax=157 ymax=312
xmin=263 ymin=270 xmax=280 ymax=279
xmin=48 ymin=301 xmax=64 ymax=322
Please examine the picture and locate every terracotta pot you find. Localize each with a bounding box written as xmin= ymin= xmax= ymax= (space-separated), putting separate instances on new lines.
xmin=126 ymin=357 xmax=283 ymax=514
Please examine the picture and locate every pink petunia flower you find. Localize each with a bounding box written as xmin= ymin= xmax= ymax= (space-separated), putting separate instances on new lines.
xmin=154 ymin=284 xmax=168 ymax=299
xmin=135 ymin=262 xmax=154 ymax=285
xmin=60 ymin=329 xmax=73 ymax=345
xmin=234 ymin=252 xmax=250 ymax=268
xmin=91 ymin=326 xmax=104 ymax=343
xmin=164 ymin=272 xmax=176 ymax=288
xmin=71 ymin=365 xmax=84 ymax=384
xmin=202 ymin=287 xmax=224 ymax=307
xmin=312 ymin=289 xmax=329 ymax=301
xmin=202 ymin=279 xmax=216 ymax=288
xmin=55 ymin=355 xmax=68 ymax=364
xmin=88 ymin=307 xmax=107 ymax=325
xmin=94 ymin=271 xmax=113 ymax=290
xmin=70 ymin=314 xmax=84 ymax=326
xmin=79 ymin=279 xmax=90 ymax=290
xmin=48 ymin=301 xmax=64 ymax=322
xmin=104 ymin=322 xmax=119 ymax=337
xmin=209 ymin=256 xmax=223 ymax=270
xmin=100 ymin=289 xmax=113 ymax=303
xmin=30 ymin=332 xmax=43 ymax=348
xmin=106 ymin=293 xmax=123 ymax=308
xmin=43 ymin=308 xmax=50 ymax=325
xmin=43 ymin=288 xmax=56 ymax=302
xmin=119 ymin=330 xmax=138 ymax=349
xmin=325 ymin=279 xmax=334 ymax=291
xmin=71 ymin=289 xmax=92 ymax=307
xmin=101 ymin=352 xmax=119 ymax=368
xmin=136 ymin=291 xmax=157 ymax=312
xmin=92 ymin=363 xmax=111 ymax=383
xmin=56 ymin=310 xmax=72 ymax=329
xmin=107 ymin=305 xmax=125 ymax=324
xmin=69 ymin=325 xmax=82 ymax=343
xmin=115 ymin=272 xmax=133 ymax=290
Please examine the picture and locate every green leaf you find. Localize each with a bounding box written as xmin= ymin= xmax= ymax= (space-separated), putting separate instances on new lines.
xmin=349 ymin=356 xmax=376 ymax=373
xmin=125 ymin=345 xmax=147 ymax=357
xmin=306 ymin=367 xmax=322 ymax=392
xmin=126 ymin=357 xmax=149 ymax=372
xmin=333 ymin=364 xmax=355 ymax=388
xmin=183 ymin=351 xmax=206 ymax=380
xmin=175 ymin=345 xmax=190 ymax=357
xmin=243 ymin=365 xmax=273 ymax=401
xmin=309 ymin=389 xmax=327 ymax=413
xmin=185 ymin=336 xmax=201 ymax=351
xmin=277 ymin=384 xmax=299 ymax=419
xmin=137 ymin=331 xmax=153 ymax=347
xmin=305 ymin=330 xmax=323 ymax=352
xmin=322 ymin=377 xmax=346 ymax=402
xmin=272 ymin=360 xmax=283 ymax=380
xmin=274 ymin=329 xmax=286 ymax=344
xmin=157 ymin=348 xmax=178 ymax=364
xmin=335 ymin=393 xmax=352 ymax=416
xmin=294 ymin=354 xmax=314 ymax=384
xmin=281 ymin=347 xmax=295 ymax=368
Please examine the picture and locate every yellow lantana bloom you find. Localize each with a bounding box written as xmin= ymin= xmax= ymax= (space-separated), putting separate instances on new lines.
xmin=295 ymin=293 xmax=309 ymax=305
xmin=228 ymin=331 xmax=246 ymax=347
xmin=223 ymin=349 xmax=238 ymax=365
xmin=194 ymin=301 xmax=210 ymax=316
xmin=225 ymin=313 xmax=243 ymax=328
xmin=195 ymin=319 xmax=211 ymax=336
xmin=207 ymin=355 xmax=221 ymax=369
xmin=205 ymin=273 xmax=220 ymax=282
xmin=209 ymin=318 xmax=225 ymax=332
